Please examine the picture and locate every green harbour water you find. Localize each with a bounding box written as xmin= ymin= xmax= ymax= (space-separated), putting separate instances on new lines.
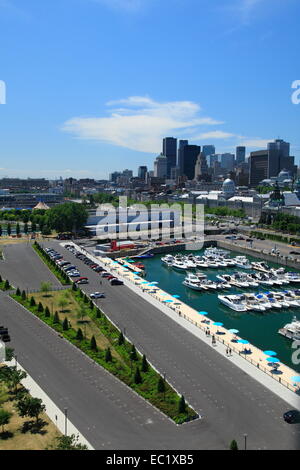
xmin=141 ymin=249 xmax=300 ymax=373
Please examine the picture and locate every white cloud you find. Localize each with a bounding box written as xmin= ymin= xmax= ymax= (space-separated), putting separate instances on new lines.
xmin=193 ymin=131 xmax=235 ymax=140
xmin=62 ymin=96 xmax=224 ymax=154
xmin=238 ymin=138 xmax=271 ymax=148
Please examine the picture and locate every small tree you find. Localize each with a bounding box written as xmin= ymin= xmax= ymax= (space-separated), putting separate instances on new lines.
xmin=21 ymin=290 xmax=27 ymax=301
xmin=76 ymin=328 xmax=83 ymax=341
xmin=134 ymin=367 xmax=142 ymax=384
xmin=44 ymin=306 xmax=50 ymax=318
xmin=7 ymin=223 xmax=11 ymax=236
xmin=53 ymin=311 xmax=60 ymax=324
xmin=37 ymin=302 xmax=44 ymax=313
xmin=40 ymin=281 xmax=52 ymax=296
xmin=118 ymin=331 xmax=125 ymax=346
xmin=141 ymin=354 xmax=148 ymax=373
xmin=83 ymin=294 xmax=89 ymax=304
xmin=16 ymin=287 xmax=21 ymax=297
xmin=24 ymin=222 xmax=28 ymax=234
xmin=58 ymin=297 xmax=68 ymax=313
xmin=4 ymin=280 xmax=10 ymax=290
xmin=63 ymin=318 xmax=69 ymax=331
xmin=105 ymin=347 xmax=112 ymax=362
xmin=72 ymin=282 xmax=77 ymax=291
xmin=89 ymin=300 xmax=94 ymax=310
xmin=16 ymin=397 xmax=45 ymax=424
xmin=230 ymin=440 xmax=239 ymax=451
xmin=157 ymin=376 xmax=165 ymax=394
xmin=16 ymin=223 xmax=20 ymax=235
xmin=52 ymin=434 xmax=88 ymax=450
xmin=0 ymin=409 xmax=12 ymax=434
xmin=96 ymin=308 xmax=101 ymax=319
xmin=30 ymin=296 xmax=36 ymax=307
xmin=178 ymin=395 xmax=186 ymax=414
xmin=90 ymin=335 xmax=97 ymax=351
xmin=130 ymin=344 xmax=138 ymax=361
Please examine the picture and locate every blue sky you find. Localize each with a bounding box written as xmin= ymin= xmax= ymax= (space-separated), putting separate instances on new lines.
xmin=0 ymin=0 xmax=299 ymax=179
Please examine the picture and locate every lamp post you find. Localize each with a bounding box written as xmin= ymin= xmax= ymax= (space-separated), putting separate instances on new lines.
xmin=64 ymin=408 xmax=68 ymax=436
xmin=244 ymin=433 xmax=248 ymax=450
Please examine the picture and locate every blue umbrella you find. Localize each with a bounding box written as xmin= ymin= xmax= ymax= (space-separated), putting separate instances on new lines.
xmin=172 ymin=294 xmax=180 ymax=298
xmin=213 ymin=322 xmax=223 ymax=326
xmin=198 ymin=311 xmax=208 ymax=315
xmin=237 ymin=339 xmax=249 ymax=345
xmin=229 ymin=329 xmax=239 ymax=334
xmin=163 ymin=299 xmax=173 ymax=303
xmin=291 ymin=376 xmax=300 ymax=382
xmin=263 ymin=350 xmax=277 ymax=356
xmin=266 ymin=357 xmax=280 ymax=363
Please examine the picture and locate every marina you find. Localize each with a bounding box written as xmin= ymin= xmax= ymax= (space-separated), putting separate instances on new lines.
xmin=139 ymin=248 xmax=300 ymax=374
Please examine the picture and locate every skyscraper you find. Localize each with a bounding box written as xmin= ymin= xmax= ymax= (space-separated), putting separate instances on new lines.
xmin=202 ymin=145 xmax=216 ymax=158
xmin=138 ymin=166 xmax=147 ymax=180
xmin=194 ymin=152 xmax=209 ymax=181
xmin=221 ymin=153 xmax=235 ymax=171
xmin=181 ymin=145 xmax=200 ymax=180
xmin=163 ymin=137 xmax=177 ymax=178
xmin=236 ymin=146 xmax=246 ymax=165
xmin=154 ymin=154 xmax=167 ymax=179
xmin=177 ymin=140 xmax=188 ymax=175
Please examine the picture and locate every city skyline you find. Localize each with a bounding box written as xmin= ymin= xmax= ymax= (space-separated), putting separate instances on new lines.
xmin=0 ymin=0 xmax=299 ymax=179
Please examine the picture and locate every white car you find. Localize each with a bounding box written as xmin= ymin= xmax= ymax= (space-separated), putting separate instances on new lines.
xmin=90 ymin=292 xmax=105 ymax=299
xmin=68 ymin=271 xmax=80 ymax=277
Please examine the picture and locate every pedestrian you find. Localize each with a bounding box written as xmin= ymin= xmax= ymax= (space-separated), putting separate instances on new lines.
xmin=229 ymin=348 xmax=232 ymax=356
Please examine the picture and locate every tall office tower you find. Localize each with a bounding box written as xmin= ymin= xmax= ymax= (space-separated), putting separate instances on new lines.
xmin=248 ymin=151 xmax=268 ymax=186
xmin=267 ymin=139 xmax=296 ymax=176
xmin=194 ymin=152 xmax=209 ymax=181
xmin=236 ymin=146 xmax=246 ymax=165
xmin=163 ymin=137 xmax=177 ymax=178
xmin=122 ymin=169 xmax=133 ymax=179
xmin=221 ymin=153 xmax=235 ymax=171
xmin=202 ymin=145 xmax=216 ymax=158
xmin=180 ymin=145 xmax=201 ymax=180
xmin=109 ymin=171 xmax=122 ymax=182
xmin=209 ymin=154 xmax=219 ymax=168
xmin=154 ymin=154 xmax=168 ymax=179
xmin=177 ymin=140 xmax=188 ymax=175
xmin=138 ymin=166 xmax=148 ymax=180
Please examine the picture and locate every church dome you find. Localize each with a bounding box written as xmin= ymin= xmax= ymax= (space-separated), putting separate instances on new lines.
xmin=222 ymin=178 xmax=235 ymax=194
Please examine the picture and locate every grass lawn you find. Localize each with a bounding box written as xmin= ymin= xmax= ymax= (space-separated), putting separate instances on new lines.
xmin=0 ymin=374 xmax=60 ymax=450
xmin=32 ymin=290 xmax=125 ymax=364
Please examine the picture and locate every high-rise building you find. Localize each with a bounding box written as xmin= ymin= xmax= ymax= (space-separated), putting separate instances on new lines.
xmin=194 ymin=152 xmax=209 ymax=181
xmin=163 ymin=137 xmax=177 ymax=178
xmin=177 ymin=140 xmax=188 ymax=175
xmin=138 ymin=166 xmax=148 ymax=180
xmin=209 ymin=154 xmax=219 ymax=168
xmin=221 ymin=153 xmax=235 ymax=171
xmin=181 ymin=145 xmax=200 ymax=180
xmin=249 ymin=139 xmax=296 ymax=186
xmin=202 ymin=145 xmax=216 ymax=158
xmin=154 ymin=154 xmax=167 ymax=179
xmin=236 ymin=146 xmax=246 ymax=165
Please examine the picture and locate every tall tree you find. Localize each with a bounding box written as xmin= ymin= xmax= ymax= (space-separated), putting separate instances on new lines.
xmin=0 ymin=409 xmax=12 ymax=434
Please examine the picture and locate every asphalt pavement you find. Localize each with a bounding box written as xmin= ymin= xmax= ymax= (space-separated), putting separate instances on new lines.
xmin=38 ymin=240 xmax=300 ymax=450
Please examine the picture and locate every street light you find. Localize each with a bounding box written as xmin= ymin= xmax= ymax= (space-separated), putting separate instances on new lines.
xmin=64 ymin=408 xmax=68 ymax=436
xmin=244 ymin=433 xmax=248 ymax=450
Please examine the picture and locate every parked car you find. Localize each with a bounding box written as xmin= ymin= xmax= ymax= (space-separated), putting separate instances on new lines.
xmin=64 ymin=265 xmax=77 ymax=271
xmin=110 ymin=279 xmax=124 ymax=285
xmin=1 ymin=334 xmax=11 ymax=342
xmin=283 ymin=410 xmax=300 ymax=424
xmin=101 ymin=272 xmax=110 ymax=278
xmin=107 ymin=275 xmax=116 ymax=280
xmin=90 ymin=292 xmax=105 ymax=299
xmin=68 ymin=271 xmax=80 ymax=277
xmin=75 ymin=277 xmax=89 ymax=284
xmin=93 ymin=266 xmax=104 ymax=272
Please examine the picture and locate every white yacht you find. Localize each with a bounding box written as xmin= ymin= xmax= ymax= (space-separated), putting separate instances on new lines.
xmin=259 ymin=292 xmax=282 ymax=309
xmin=270 ymin=292 xmax=290 ymax=309
xmin=183 ymin=273 xmax=205 ymax=291
xmin=278 ymin=316 xmax=300 ymax=341
xmin=285 ymin=272 xmax=300 ymax=283
xmin=255 ymin=273 xmax=274 ymax=286
xmin=251 ymin=261 xmax=270 ymax=273
xmin=218 ymin=294 xmax=248 ymax=312
xmin=254 ymin=293 xmax=273 ymax=310
xmin=244 ymin=293 xmax=267 ymax=312
xmin=233 ymin=256 xmax=251 ymax=269
xmin=282 ymin=291 xmax=300 ymax=307
xmin=172 ymin=260 xmax=189 ymax=271
xmin=161 ymin=255 xmax=174 ymax=267
xmin=230 ymin=272 xmax=250 ymax=287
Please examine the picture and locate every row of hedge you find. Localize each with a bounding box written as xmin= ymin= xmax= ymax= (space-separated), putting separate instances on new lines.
xmin=250 ymin=230 xmax=300 ymax=245
xmin=12 ymin=287 xmax=198 ymax=424
xmin=32 ymin=242 xmax=70 ymax=285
